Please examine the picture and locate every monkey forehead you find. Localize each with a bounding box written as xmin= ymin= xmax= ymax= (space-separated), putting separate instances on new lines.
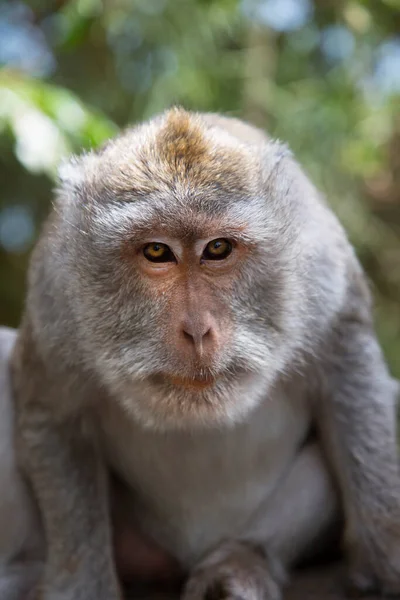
xmin=90 ymin=195 xmax=270 ymax=248
xmin=74 ymin=108 xmax=264 ymax=201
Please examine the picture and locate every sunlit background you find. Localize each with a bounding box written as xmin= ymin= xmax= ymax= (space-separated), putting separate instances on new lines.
xmin=0 ymin=0 xmax=399 ymax=375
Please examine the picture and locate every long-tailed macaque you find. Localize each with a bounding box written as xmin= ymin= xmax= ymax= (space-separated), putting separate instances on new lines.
xmin=6 ymin=109 xmax=400 ymax=599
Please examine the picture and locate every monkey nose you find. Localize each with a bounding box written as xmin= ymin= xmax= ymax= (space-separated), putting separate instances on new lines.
xmin=181 ymin=319 xmax=213 ymax=356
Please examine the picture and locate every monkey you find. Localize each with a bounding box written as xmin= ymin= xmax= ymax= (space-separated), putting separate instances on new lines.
xmin=9 ymin=107 xmax=400 ymax=600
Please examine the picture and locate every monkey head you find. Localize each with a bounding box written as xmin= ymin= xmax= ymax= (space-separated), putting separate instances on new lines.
xmin=53 ymin=108 xmax=348 ymax=429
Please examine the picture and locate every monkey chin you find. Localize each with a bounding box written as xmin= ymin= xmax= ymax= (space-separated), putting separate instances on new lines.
xmin=118 ymin=369 xmax=270 ymax=432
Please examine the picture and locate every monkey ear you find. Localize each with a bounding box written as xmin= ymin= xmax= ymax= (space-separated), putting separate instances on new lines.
xmin=58 ymin=155 xmax=87 ymax=194
xmin=57 ymin=152 xmax=100 ymax=203
xmin=261 ymin=140 xmax=292 ymax=182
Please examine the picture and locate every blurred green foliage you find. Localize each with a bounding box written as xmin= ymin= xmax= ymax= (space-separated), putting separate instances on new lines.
xmin=0 ymin=0 xmax=399 ymax=374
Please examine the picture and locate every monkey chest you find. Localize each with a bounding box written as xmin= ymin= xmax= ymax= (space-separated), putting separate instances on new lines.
xmin=99 ymin=391 xmax=311 ymax=566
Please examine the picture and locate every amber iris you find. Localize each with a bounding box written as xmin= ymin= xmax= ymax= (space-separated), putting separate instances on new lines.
xmin=202 ymin=238 xmax=232 ymax=261
xmin=143 ymin=242 xmax=175 ymax=263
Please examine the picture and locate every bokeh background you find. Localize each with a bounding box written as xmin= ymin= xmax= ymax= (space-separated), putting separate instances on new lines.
xmin=0 ymin=0 xmax=399 ymax=375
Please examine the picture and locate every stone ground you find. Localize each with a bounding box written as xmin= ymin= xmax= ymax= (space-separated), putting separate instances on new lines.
xmin=124 ymin=562 xmax=382 ymax=599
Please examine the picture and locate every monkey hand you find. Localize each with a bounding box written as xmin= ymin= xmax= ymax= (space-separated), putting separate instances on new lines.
xmin=181 ymin=541 xmax=286 ymax=600
xmin=346 ymin=516 xmax=400 ymax=596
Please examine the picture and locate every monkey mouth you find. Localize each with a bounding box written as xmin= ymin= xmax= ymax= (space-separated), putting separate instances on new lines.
xmin=151 ymin=373 xmax=217 ymax=391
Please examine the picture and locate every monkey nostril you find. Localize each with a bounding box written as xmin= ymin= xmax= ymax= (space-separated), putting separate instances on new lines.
xmin=181 ymin=326 xmax=213 ymax=351
xmin=203 ymin=327 xmax=212 ymax=341
xmin=183 ymin=329 xmax=196 ymax=344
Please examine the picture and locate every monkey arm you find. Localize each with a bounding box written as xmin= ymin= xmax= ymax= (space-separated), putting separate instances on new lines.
xmin=11 ymin=336 xmax=121 ymax=600
xmin=21 ymin=419 xmax=121 ymax=600
xmin=316 ymin=318 xmax=400 ymax=595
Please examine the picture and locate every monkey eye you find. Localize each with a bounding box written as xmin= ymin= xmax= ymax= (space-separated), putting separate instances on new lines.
xmin=143 ymin=242 xmax=176 ymax=263
xmin=202 ymin=238 xmax=233 ymax=261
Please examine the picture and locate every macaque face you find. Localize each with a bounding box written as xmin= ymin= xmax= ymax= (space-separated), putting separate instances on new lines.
xmin=63 ymin=110 xmax=303 ymax=429
xmin=132 ymin=232 xmax=243 ymax=383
